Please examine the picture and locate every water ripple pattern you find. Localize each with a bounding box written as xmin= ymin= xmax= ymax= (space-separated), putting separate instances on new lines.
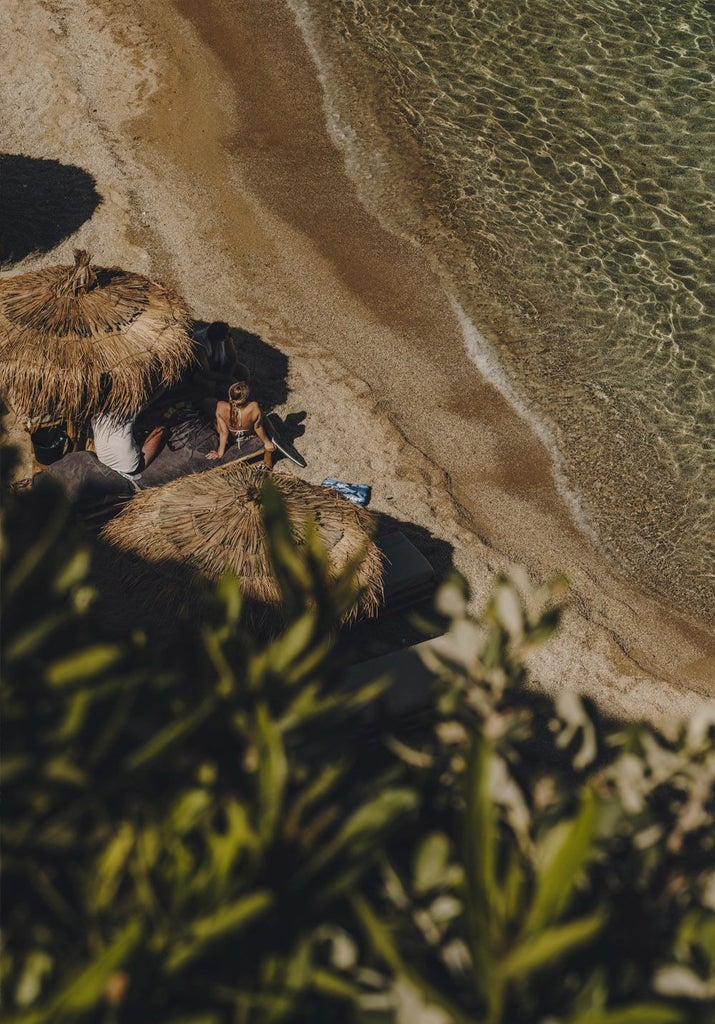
xmin=294 ymin=0 xmax=715 ymax=618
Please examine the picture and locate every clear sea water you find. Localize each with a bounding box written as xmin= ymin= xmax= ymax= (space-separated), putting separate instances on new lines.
xmin=290 ymin=0 xmax=714 ymax=620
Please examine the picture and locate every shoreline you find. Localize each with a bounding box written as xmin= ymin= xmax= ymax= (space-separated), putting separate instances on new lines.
xmin=285 ymin=0 xmax=715 ymax=627
xmin=2 ymin=0 xmax=713 ymax=721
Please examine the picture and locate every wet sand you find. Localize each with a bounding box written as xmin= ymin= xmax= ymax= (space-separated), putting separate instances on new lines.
xmin=1 ymin=0 xmax=713 ymax=721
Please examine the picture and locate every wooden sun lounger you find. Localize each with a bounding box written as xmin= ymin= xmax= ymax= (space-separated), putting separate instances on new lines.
xmin=342 ymin=632 xmax=458 ymax=723
xmin=377 ymin=531 xmax=437 ymax=612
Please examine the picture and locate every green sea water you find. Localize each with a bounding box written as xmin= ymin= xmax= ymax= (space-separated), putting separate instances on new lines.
xmin=290 ymin=0 xmax=714 ymax=619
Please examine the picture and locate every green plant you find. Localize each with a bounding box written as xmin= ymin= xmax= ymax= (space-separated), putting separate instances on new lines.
xmin=2 ymin=465 xmax=714 ymax=1024
xmin=1 ymin=476 xmax=413 ymax=1023
xmin=351 ymin=575 xmax=715 ymax=1023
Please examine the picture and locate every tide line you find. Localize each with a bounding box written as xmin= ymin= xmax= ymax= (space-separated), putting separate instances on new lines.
xmin=448 ymin=292 xmax=599 ymax=545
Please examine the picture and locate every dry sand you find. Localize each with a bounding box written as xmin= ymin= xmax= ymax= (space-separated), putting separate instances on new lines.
xmin=1 ymin=0 xmax=713 ymax=722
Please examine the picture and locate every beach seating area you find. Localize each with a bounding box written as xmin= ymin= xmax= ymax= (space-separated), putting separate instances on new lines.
xmin=2 ymin=249 xmax=439 ymax=644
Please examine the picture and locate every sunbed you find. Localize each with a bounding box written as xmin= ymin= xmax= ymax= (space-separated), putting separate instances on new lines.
xmin=377 ymin=530 xmax=437 ymax=611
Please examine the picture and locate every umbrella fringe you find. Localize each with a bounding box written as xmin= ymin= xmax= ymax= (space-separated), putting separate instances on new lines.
xmin=100 ymin=464 xmax=385 ymax=630
xmin=0 ymin=253 xmax=194 ymax=424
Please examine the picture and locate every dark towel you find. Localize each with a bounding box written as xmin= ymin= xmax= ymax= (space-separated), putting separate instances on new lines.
xmin=34 ymin=451 xmax=134 ymax=508
xmin=32 ymin=418 xmax=265 ymax=511
xmin=137 ymin=419 xmax=264 ymax=489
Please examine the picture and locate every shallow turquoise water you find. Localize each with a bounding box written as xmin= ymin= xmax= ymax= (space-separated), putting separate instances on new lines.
xmin=292 ymin=0 xmax=714 ymax=618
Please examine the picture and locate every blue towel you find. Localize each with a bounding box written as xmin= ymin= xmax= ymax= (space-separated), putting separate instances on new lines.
xmin=321 ymin=478 xmax=372 ymax=506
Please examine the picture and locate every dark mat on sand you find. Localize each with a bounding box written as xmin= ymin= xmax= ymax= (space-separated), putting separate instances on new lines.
xmin=34 ymin=452 xmax=135 ymax=507
xmin=34 ymin=418 xmax=265 ymax=509
xmin=137 ymin=419 xmax=264 ymax=489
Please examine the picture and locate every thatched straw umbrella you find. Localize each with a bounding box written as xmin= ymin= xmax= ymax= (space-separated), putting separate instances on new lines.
xmin=100 ymin=463 xmax=385 ymax=628
xmin=0 ymin=249 xmax=194 ymax=436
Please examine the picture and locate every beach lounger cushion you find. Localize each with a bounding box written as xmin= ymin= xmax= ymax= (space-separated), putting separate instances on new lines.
xmin=137 ymin=419 xmax=266 ymax=489
xmin=342 ymin=633 xmax=458 ymax=723
xmin=377 ymin=531 xmax=437 ymax=610
xmin=32 ymin=418 xmax=269 ymax=513
xmin=34 ymin=451 xmax=135 ymax=508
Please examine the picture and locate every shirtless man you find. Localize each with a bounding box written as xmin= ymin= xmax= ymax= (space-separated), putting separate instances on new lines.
xmin=206 ymin=379 xmax=276 ymax=460
xmin=192 ymin=321 xmax=239 ymax=400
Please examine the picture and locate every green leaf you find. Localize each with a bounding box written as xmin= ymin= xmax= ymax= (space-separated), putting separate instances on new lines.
xmin=14 ymin=951 xmax=53 ymax=1009
xmin=205 ymin=798 xmax=259 ymax=884
xmin=256 ymin=702 xmax=288 ymax=845
xmin=335 ymin=676 xmax=389 ymax=713
xmin=45 ymin=644 xmax=124 ymax=687
xmin=124 ymin=697 xmax=215 ymax=772
xmin=499 ymin=911 xmax=604 ymax=981
xmin=463 ymin=731 xmax=497 ymax=1002
xmin=284 ymin=759 xmax=348 ymax=840
xmin=200 ymin=627 xmax=237 ymax=698
xmin=564 ymin=1005 xmax=684 ymax=1024
xmin=279 ymin=681 xmax=324 ymax=727
xmin=351 ymin=895 xmax=474 ymax=1024
xmin=165 ymin=891 xmax=274 ymax=973
xmin=53 ymin=689 xmax=93 ymax=741
xmin=169 ymin=789 xmax=212 ymax=835
xmin=215 ymin=572 xmax=243 ymax=632
xmin=4 ymin=611 xmax=70 ymax=663
xmin=52 ymin=548 xmax=91 ymax=594
xmin=43 ymin=758 xmax=86 ymax=787
xmin=522 ymin=608 xmax=560 ymax=649
xmin=266 ymin=611 xmax=317 ymax=679
xmin=157 ymin=1016 xmax=222 ymax=1024
xmin=310 ymin=967 xmax=363 ymax=1001
xmin=91 ymin=823 xmax=135 ymax=911
xmin=524 ymin=786 xmax=598 ymax=933
xmin=281 ymin=634 xmax=335 ymax=689
xmin=493 ymin=580 xmax=524 ymax=640
xmin=8 ymin=919 xmax=143 ymax=1023
xmin=0 ymin=755 xmax=31 ymax=783
xmin=307 ymin=788 xmax=418 ymax=878
xmin=413 ymin=833 xmax=451 ymax=893
xmin=493 ymin=843 xmax=526 ymax=927
xmin=3 ymin=502 xmax=69 ymax=602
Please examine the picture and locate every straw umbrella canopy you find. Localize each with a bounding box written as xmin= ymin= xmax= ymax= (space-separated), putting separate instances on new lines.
xmin=0 ymin=249 xmax=195 ymax=431
xmin=100 ymin=463 xmax=385 ymax=628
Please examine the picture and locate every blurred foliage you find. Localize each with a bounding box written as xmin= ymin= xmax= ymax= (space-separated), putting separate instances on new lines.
xmin=352 ymin=574 xmax=715 ymax=1024
xmin=2 ymin=462 xmax=714 ymax=1024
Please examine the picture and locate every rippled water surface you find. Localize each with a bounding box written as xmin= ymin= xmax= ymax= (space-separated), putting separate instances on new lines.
xmin=291 ymin=0 xmax=714 ymax=617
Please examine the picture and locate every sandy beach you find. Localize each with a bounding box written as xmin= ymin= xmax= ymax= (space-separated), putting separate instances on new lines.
xmin=1 ymin=0 xmax=713 ymax=722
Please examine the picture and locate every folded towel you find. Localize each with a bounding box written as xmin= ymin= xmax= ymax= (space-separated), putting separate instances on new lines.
xmin=322 ymin=478 xmax=372 ymax=506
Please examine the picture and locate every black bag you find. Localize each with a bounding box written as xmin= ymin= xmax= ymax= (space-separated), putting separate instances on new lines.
xmin=31 ymin=425 xmax=69 ymax=465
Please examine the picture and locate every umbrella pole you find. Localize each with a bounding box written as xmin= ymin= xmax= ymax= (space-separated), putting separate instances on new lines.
xmin=66 ymin=419 xmax=88 ymax=452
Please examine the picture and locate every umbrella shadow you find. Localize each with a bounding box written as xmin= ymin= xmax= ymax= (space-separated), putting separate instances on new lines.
xmin=232 ymin=327 xmax=289 ymax=410
xmin=89 ymin=499 xmax=456 ymax=663
xmin=89 ymin=537 xmax=213 ymax=644
xmin=337 ymin=511 xmax=456 ymax=662
xmin=193 ymin=320 xmax=289 ymax=411
xmin=0 ymin=154 xmax=102 ymax=266
xmin=375 ymin=509 xmax=456 ymax=586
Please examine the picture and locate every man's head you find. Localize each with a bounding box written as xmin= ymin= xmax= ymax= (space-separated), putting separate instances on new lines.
xmin=206 ymin=321 xmax=229 ymax=343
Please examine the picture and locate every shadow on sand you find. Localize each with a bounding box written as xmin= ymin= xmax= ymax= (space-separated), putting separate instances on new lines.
xmin=337 ymin=511 xmax=456 ymax=664
xmin=88 ymin=502 xmax=455 ymax=661
xmin=46 ymin=311 xmax=453 ymax=657
xmin=193 ymin=320 xmax=290 ymax=411
xmin=0 ymin=154 xmax=102 ymax=266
